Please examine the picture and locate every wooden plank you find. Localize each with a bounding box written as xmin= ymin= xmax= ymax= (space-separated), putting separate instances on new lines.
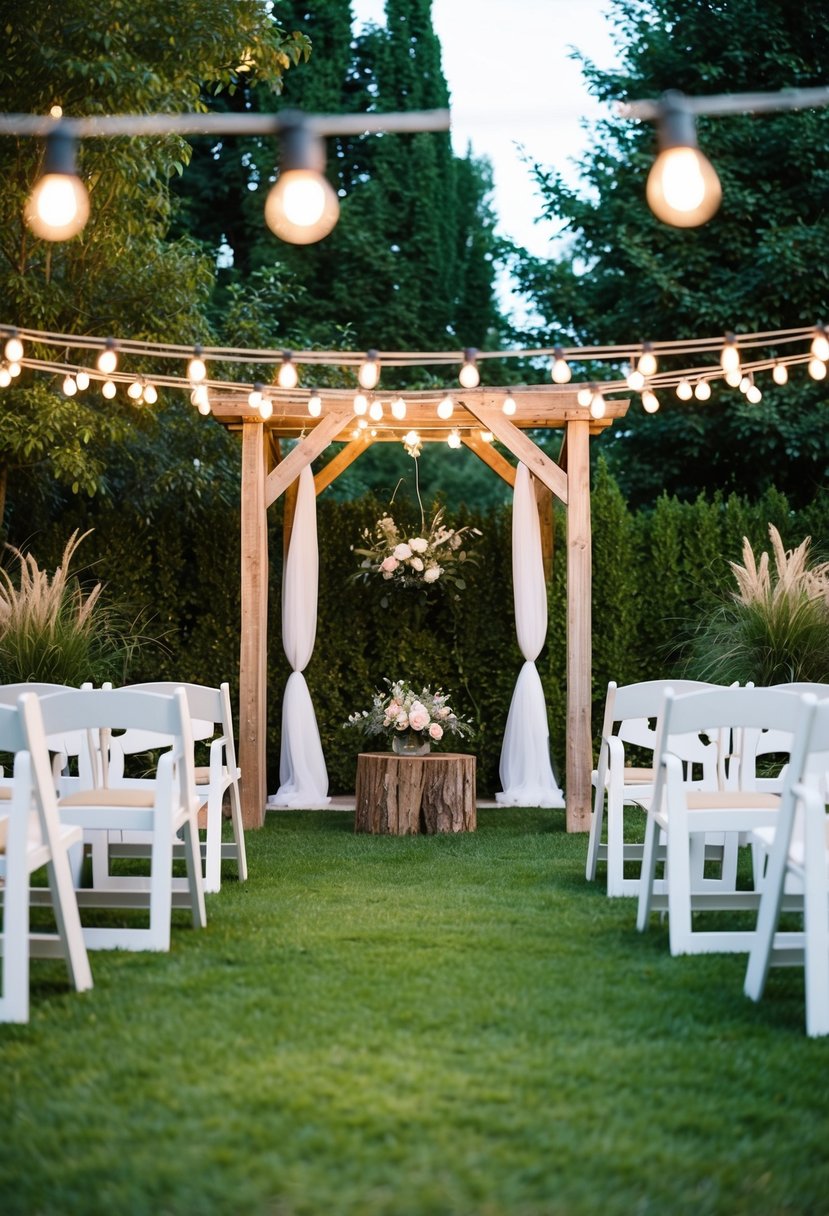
xmin=239 ymin=420 xmax=268 ymax=829
xmin=565 ymin=416 xmax=592 ymax=833
xmin=282 ymin=476 xmax=298 ymax=562
xmin=460 ymin=401 xmax=569 ymax=504
xmin=314 ymin=435 xmax=373 ymax=495
xmin=534 ymin=479 xmax=554 ymax=583
xmin=461 ymin=432 xmax=517 ymax=485
xmin=265 ymin=406 xmax=354 ymax=507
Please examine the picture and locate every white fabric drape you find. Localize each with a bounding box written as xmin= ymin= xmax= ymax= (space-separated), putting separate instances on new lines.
xmin=496 ymin=462 xmax=564 ymax=808
xmin=269 ymin=465 xmax=330 ymax=809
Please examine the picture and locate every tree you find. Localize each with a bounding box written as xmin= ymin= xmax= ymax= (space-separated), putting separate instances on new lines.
xmin=511 ymin=0 xmax=829 ymax=507
xmin=0 ymin=0 xmax=309 ymax=527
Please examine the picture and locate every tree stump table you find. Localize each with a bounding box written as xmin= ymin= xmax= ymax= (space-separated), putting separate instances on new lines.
xmin=354 ymin=752 xmax=476 ymax=835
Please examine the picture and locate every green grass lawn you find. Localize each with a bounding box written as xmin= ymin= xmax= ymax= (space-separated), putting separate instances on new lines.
xmin=2 ymin=808 xmax=828 ymax=1216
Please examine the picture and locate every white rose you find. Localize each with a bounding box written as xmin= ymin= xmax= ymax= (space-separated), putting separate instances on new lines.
xmin=423 ymin=566 xmax=442 ymax=583
xmin=393 ymin=543 xmax=413 ymax=560
xmin=409 ymin=537 xmax=428 ymax=554
xmin=410 ymin=557 xmax=424 ymax=572
xmin=395 ymin=712 xmax=409 ymax=729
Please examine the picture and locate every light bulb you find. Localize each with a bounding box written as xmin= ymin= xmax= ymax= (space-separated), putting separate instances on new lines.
xmin=248 ymin=385 xmax=263 ymax=408
xmin=143 ymin=383 xmax=158 ymax=405
xmin=810 ymin=327 xmax=829 ymax=362
xmin=403 ymin=429 xmax=420 ymax=448
xmin=8 ymin=362 xmax=21 ymax=378
xmin=676 ymin=378 xmax=693 ymax=401
xmin=62 ymin=374 xmax=77 ymax=396
xmin=307 ymin=392 xmax=322 ymax=417
xmin=25 ymin=128 xmax=90 ymax=241
xmin=391 ymin=396 xmax=407 ymax=420
xmin=259 ymin=396 xmax=273 ymax=420
xmin=277 ymin=353 xmax=298 ymax=389
xmin=502 ymin=395 xmax=516 ymax=416
xmin=739 ymin=376 xmax=751 ymax=394
xmin=368 ymin=400 xmax=384 ymax=422
xmin=101 ymin=380 xmax=116 ymax=399
xmin=264 ymin=170 xmax=340 ymax=244
xmin=481 ymin=431 xmax=494 ymax=443
xmin=4 ymin=335 xmax=23 ymax=363
xmin=724 ymin=367 xmax=743 ymax=388
xmin=808 ymin=357 xmax=827 ymax=381
xmin=357 ymin=417 xmax=368 ymax=430
xmin=458 ymin=348 xmax=480 ymax=388
xmin=436 ymin=395 xmax=454 ymax=420
xmin=358 ymin=351 xmax=380 ymax=390
xmin=353 ymin=393 xmax=368 ymax=416
xmin=637 ymin=343 xmax=657 ymax=377
xmin=127 ymin=380 xmax=143 ymax=400
xmin=97 ymin=341 xmax=117 ymax=375
xmin=75 ymin=369 xmax=89 ymax=391
xmin=447 ymin=430 xmax=462 ymax=449
xmin=551 ymin=348 xmax=571 ymax=384
xmin=626 ymin=367 xmax=645 ymax=392
xmin=197 ymin=400 xmax=212 ymax=416
xmin=589 ymin=392 xmax=606 ymax=419
xmin=188 ymin=347 xmax=206 ymax=383
xmin=577 ymin=387 xmax=592 ymax=407
xmin=191 ymin=385 xmax=209 ymax=408
xmin=746 ymin=384 xmax=762 ymax=404
xmin=720 ymin=334 xmax=740 ymax=374
xmin=772 ymin=362 xmax=788 ymax=386
xmin=0 ymin=367 xmax=10 ymax=388
xmin=642 ymin=389 xmax=659 ymax=413
xmin=646 ymin=142 xmax=721 ymax=227
xmin=694 ymin=380 xmax=711 ymax=401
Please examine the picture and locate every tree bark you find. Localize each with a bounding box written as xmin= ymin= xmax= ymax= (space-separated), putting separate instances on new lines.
xmin=354 ymin=752 xmax=476 ymax=835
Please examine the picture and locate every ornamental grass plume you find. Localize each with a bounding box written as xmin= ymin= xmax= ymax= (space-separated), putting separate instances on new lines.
xmin=685 ymin=524 xmax=829 ymax=686
xmin=0 ymin=530 xmax=148 ymax=685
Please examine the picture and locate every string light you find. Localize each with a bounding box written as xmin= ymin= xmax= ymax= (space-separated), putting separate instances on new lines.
xmin=480 ymin=430 xmax=494 ymax=442
xmin=641 ymin=389 xmax=660 ymax=413
xmin=676 ymin=378 xmax=693 ymax=401
xmin=645 ymin=91 xmax=722 ymax=227
xmin=402 ymin=430 xmax=422 ymax=457
xmin=277 ymin=352 xmax=298 ymax=389
xmin=772 ymin=362 xmax=788 ymax=386
xmin=436 ymin=394 xmax=454 ymax=420
xmin=637 ymin=341 xmax=657 ymax=377
xmin=8 ymin=361 xmax=20 ymax=377
xmin=307 ymin=391 xmax=322 ymax=417
xmin=101 ymin=380 xmax=116 ymax=399
xmin=720 ymin=333 xmax=740 ymax=374
xmin=25 ymin=128 xmax=90 ymax=241
xmin=368 ymin=399 xmax=384 ymax=422
xmin=4 ymin=332 xmax=23 ymax=363
xmin=264 ymin=119 xmax=340 ymax=245
xmin=62 ymin=374 xmax=77 ymax=396
xmin=808 ymin=357 xmax=827 ymax=381
xmin=589 ymin=391 xmax=606 ymax=419
xmin=358 ymin=350 xmax=380 ymax=390
xmin=390 ymin=396 xmax=407 ymax=420
xmin=577 ymin=386 xmax=593 ymax=407
xmin=551 ymin=347 xmax=572 ymax=384
xmin=502 ymin=395 xmax=516 ymax=416
xmin=746 ymin=376 xmax=762 ymax=404
xmin=626 ymin=364 xmax=645 ymax=392
xmin=197 ymin=399 xmax=212 ymax=416
xmin=353 ymin=393 xmax=368 ymax=416
xmin=97 ymin=338 xmax=117 ymax=375
xmin=188 ymin=345 xmax=207 ymax=383
xmin=447 ymin=429 xmax=462 ymax=449
xmin=127 ymin=380 xmax=143 ymax=400
xmin=694 ymin=379 xmax=711 ymax=401
xmin=810 ymin=325 xmax=829 ymax=362
xmin=259 ymin=395 xmax=273 ymax=420
xmin=357 ymin=417 xmax=368 ymax=430
xmin=143 ymin=382 xmax=158 ymax=404
xmin=75 ymin=369 xmax=89 ymax=390
xmin=248 ymin=384 xmax=263 ymax=408
xmin=0 ymin=366 xmax=10 ymax=388
xmin=458 ymin=348 xmax=480 ymax=388
xmin=191 ymin=384 xmax=209 ymax=409
xmin=724 ymin=367 xmax=743 ymax=388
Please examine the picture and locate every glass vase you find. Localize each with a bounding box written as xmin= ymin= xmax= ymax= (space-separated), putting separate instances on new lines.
xmin=392 ymin=729 xmax=431 ymax=756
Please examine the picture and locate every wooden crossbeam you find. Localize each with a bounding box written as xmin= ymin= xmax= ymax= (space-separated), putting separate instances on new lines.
xmin=461 ymin=433 xmax=516 ymax=486
xmin=314 ymin=436 xmax=373 ymax=496
xmin=460 ymin=401 xmax=568 ymax=505
xmin=265 ymin=407 xmax=354 ymax=507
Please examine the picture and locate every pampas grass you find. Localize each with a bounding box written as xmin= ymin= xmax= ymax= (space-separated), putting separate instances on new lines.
xmin=685 ymin=524 xmax=829 ymax=685
xmin=0 ymin=530 xmax=149 ymax=685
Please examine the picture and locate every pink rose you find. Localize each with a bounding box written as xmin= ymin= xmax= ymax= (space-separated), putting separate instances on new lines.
xmin=395 ymin=712 xmax=409 ymax=729
xmin=380 ymin=556 xmax=399 ymax=572
xmin=387 ymin=700 xmax=401 ymax=717
xmin=408 ymin=702 xmax=430 ymax=732
xmin=428 ymin=722 xmax=443 ymax=741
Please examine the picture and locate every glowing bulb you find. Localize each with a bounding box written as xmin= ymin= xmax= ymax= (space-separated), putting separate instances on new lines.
xmin=676 ymin=378 xmax=693 ymax=401
xmin=248 ymin=385 xmax=263 ymax=408
xmin=403 ymin=429 xmax=420 ymax=448
xmin=4 ymin=335 xmax=23 ymax=363
xmin=8 ymin=362 xmax=21 ymax=378
xmin=358 ymin=352 xmax=380 ymax=390
xmin=502 ymin=395 xmax=516 ymax=416
xmin=62 ymin=374 xmax=77 ymax=396
xmin=197 ymin=400 xmax=211 ymax=416
xmin=551 ymin=348 xmax=571 ymax=384
xmin=646 ymin=146 xmax=721 ymax=227
xmin=447 ymin=429 xmax=462 ymax=449
xmin=739 ymin=376 xmax=751 ymax=394
xmin=101 ymin=380 xmax=116 ymax=399
xmin=97 ymin=342 xmax=117 ymax=375
xmin=391 ymin=396 xmax=407 ymax=420
xmin=637 ymin=343 xmax=657 ymax=377
xmin=368 ymin=400 xmax=384 ymax=422
xmin=720 ymin=334 xmax=740 ymax=374
xmin=357 ymin=417 xmax=368 ymax=430
xmin=577 ymin=387 xmax=592 ymax=407
xmin=810 ymin=327 xmax=829 ymax=362
xmin=626 ymin=367 xmax=645 ymax=392
xmin=188 ymin=347 xmax=206 ymax=383
xmin=589 ymin=392 xmax=606 ymax=419
xmin=0 ymin=367 xmax=10 ymax=388
xmin=25 ymin=140 xmax=90 ymax=242
xmin=694 ymin=380 xmax=711 ymax=401
xmin=264 ymin=170 xmax=340 ymax=245
xmin=307 ymin=392 xmax=322 ymax=417
xmin=191 ymin=385 xmax=209 ymax=408
xmin=277 ymin=354 xmax=298 ymax=389
xmin=746 ymin=383 xmax=762 ymax=404
xmin=127 ymin=380 xmax=143 ymax=400
xmin=143 ymin=383 xmax=157 ymax=405
xmin=259 ymin=396 xmax=273 ymax=420
xmin=808 ymin=357 xmax=827 ymax=381
xmin=436 ymin=395 xmax=454 ymax=420
xmin=458 ymin=348 xmax=480 ymax=388
xmin=353 ymin=393 xmax=368 ymax=416
xmin=772 ymin=362 xmax=788 ymax=386
xmin=642 ymin=389 xmax=659 ymax=414
xmin=480 ymin=431 xmax=494 ymax=443
xmin=724 ymin=367 xmax=743 ymax=388
xmin=75 ymin=369 xmax=89 ymax=391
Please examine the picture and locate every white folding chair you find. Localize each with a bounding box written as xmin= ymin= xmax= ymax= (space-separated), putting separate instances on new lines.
xmin=103 ymin=681 xmax=247 ymax=894
xmin=637 ymin=686 xmax=811 ymax=955
xmin=0 ymin=697 xmax=92 ymax=1022
xmin=22 ymin=688 xmax=206 ymax=952
xmin=745 ymin=695 xmax=829 ymax=1035
xmin=586 ymin=679 xmax=724 ymax=896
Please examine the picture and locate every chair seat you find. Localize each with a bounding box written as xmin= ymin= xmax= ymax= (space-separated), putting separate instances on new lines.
xmin=685 ymin=791 xmax=780 ymax=810
xmin=624 ymin=766 xmax=654 ymax=783
xmin=59 ymin=787 xmax=156 ymax=809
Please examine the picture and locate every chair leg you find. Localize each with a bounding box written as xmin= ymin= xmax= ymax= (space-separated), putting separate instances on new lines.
xmin=203 ymin=789 xmax=222 ymax=894
xmin=1 ymin=817 xmax=29 ymax=1023
xmin=146 ymin=806 xmax=175 ymax=952
xmin=182 ymin=811 xmax=207 ymax=929
xmin=803 ymin=871 xmax=829 ymax=1037
xmin=636 ymin=811 xmax=661 ymax=931
xmin=45 ymin=848 xmax=93 ymax=994
xmin=585 ymin=781 xmax=605 ymax=883
xmin=228 ymin=776 xmax=247 ymax=884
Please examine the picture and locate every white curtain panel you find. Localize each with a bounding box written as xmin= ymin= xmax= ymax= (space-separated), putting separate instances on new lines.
xmin=496 ymin=462 xmax=564 ymax=808
xmin=269 ymin=464 xmax=330 ymax=808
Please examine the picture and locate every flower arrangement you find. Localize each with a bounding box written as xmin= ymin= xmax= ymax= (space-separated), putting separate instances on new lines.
xmin=352 ymin=508 xmax=480 ymax=593
xmin=345 ymin=679 xmax=474 ymax=750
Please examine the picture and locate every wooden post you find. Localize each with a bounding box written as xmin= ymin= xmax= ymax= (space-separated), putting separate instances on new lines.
xmin=565 ymin=417 xmax=592 ymax=832
xmin=239 ymin=420 xmax=268 ymax=829
xmin=534 ymin=478 xmax=554 ymax=583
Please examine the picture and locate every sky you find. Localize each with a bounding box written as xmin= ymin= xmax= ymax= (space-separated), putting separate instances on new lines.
xmin=351 ymin=0 xmax=622 ymax=258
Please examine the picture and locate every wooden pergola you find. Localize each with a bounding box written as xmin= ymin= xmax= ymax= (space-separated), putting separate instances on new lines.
xmin=210 ymin=386 xmax=629 ymax=833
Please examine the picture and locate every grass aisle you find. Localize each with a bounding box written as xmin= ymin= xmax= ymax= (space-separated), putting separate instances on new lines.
xmin=2 ymin=808 xmax=828 ymax=1216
